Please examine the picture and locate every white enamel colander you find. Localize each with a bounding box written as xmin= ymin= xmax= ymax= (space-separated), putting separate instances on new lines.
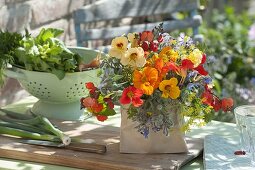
xmin=4 ymin=47 xmax=102 ymax=121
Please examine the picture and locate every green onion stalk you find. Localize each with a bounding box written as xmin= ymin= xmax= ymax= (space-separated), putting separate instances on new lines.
xmin=39 ymin=116 xmax=71 ymax=145
xmin=0 ymin=110 xmax=71 ymax=146
xmin=0 ymin=126 xmax=60 ymax=142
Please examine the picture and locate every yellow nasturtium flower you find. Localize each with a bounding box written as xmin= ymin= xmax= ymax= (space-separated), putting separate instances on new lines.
xmin=159 ymin=77 xmax=180 ymax=99
xmin=109 ymin=36 xmax=128 ymax=59
xmin=184 ymin=48 xmax=203 ymax=67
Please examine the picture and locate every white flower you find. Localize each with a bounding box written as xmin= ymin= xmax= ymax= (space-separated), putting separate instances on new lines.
xmin=127 ymin=33 xmax=136 ymax=42
xmin=108 ymin=36 xmax=128 ymax=59
xmin=127 ymin=32 xmax=139 ymax=47
xmin=120 ymin=47 xmax=146 ymax=68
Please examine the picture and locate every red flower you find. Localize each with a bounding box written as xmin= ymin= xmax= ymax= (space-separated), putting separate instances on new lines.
xmin=221 ymin=98 xmax=234 ymax=112
xmin=119 ymin=86 xmax=143 ymax=107
xmin=164 ymin=62 xmax=179 ymax=72
xmin=85 ymin=82 xmax=97 ymax=94
xmin=201 ymin=87 xmax=221 ymax=111
xmin=96 ymin=115 xmax=108 ymax=122
xmin=181 ymin=59 xmax=194 ymax=69
xmin=104 ymin=98 xmax=114 ymax=109
xmin=81 ymin=97 xmax=103 ymax=113
xmin=140 ymin=31 xmax=154 ymax=42
xmin=201 ymin=90 xmax=213 ymax=106
xmin=194 ymin=54 xmax=208 ymax=76
xmin=212 ymin=97 xmax=221 ymax=112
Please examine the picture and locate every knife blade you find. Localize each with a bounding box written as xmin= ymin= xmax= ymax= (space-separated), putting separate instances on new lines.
xmin=20 ymin=139 xmax=107 ymax=154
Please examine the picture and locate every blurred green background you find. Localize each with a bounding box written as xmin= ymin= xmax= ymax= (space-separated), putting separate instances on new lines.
xmin=191 ymin=0 xmax=255 ymax=122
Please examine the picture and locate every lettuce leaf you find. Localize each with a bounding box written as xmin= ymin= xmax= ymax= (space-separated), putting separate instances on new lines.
xmin=13 ymin=28 xmax=82 ymax=80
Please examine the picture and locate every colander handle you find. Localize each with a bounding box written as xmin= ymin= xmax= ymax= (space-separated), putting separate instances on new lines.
xmin=4 ymin=67 xmax=26 ymax=80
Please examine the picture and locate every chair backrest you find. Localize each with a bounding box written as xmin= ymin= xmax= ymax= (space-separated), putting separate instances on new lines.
xmin=73 ymin=0 xmax=202 ymax=50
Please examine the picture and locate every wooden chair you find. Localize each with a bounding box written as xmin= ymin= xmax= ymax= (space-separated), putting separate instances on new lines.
xmin=73 ymin=0 xmax=202 ymax=51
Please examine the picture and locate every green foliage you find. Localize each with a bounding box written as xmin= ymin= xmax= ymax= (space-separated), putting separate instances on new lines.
xmin=201 ymin=7 xmax=255 ymax=86
xmin=0 ymin=28 xmax=82 ymax=82
xmin=199 ymin=7 xmax=255 ymax=122
xmin=0 ymin=30 xmax=23 ymax=86
xmin=172 ymin=6 xmax=255 ymax=122
xmin=14 ymin=28 xmax=82 ymax=80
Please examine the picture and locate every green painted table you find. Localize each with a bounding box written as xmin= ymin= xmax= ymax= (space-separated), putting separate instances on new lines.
xmin=0 ymin=96 xmax=239 ymax=170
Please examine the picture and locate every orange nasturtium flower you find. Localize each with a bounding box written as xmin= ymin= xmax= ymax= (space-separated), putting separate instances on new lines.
xmin=85 ymin=82 xmax=97 ymax=94
xmin=82 ymin=97 xmax=103 ymax=114
xmin=133 ymin=67 xmax=159 ymax=95
xmin=159 ymin=46 xmax=179 ymax=62
xmin=159 ymin=78 xmax=181 ymax=99
xmin=119 ymin=86 xmax=143 ymax=107
xmin=96 ymin=115 xmax=108 ymax=122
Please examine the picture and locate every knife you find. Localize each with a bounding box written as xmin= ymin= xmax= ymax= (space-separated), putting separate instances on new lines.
xmin=20 ymin=139 xmax=107 ymax=154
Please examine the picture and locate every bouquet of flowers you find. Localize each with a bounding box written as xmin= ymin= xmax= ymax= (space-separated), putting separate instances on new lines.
xmin=81 ymin=24 xmax=233 ymax=137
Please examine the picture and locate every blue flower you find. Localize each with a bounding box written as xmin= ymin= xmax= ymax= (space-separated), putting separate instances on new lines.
xmin=141 ymin=126 xmax=149 ymax=138
xmin=177 ymin=33 xmax=193 ymax=47
xmin=207 ymin=55 xmax=216 ymax=63
xmin=187 ymin=83 xmax=200 ymax=91
xmin=186 ymin=71 xmax=198 ymax=81
xmin=250 ymin=77 xmax=255 ymax=85
xmin=203 ymin=77 xmax=212 ymax=84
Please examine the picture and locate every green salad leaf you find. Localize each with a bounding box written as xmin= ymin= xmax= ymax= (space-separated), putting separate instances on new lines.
xmin=10 ymin=28 xmax=83 ymax=80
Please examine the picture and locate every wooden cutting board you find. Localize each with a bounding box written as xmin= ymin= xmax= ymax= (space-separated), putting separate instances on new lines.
xmin=0 ymin=117 xmax=203 ymax=170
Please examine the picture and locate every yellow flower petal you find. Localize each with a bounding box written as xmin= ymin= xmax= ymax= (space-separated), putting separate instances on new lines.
xmin=169 ymin=86 xmax=181 ymax=99
xmin=159 ymin=78 xmax=180 ymax=99
xmin=169 ymin=77 xmax=178 ymax=86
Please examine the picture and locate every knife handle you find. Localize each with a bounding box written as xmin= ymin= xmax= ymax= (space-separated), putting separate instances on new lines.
xmin=65 ymin=142 xmax=107 ymax=154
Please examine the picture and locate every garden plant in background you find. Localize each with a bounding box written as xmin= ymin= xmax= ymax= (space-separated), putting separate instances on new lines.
xmin=199 ymin=7 xmax=255 ymax=121
xmin=81 ymin=24 xmax=233 ymax=137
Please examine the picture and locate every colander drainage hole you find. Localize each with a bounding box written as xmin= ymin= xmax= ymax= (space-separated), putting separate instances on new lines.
xmin=75 ymin=84 xmax=77 ymax=86
xmin=39 ymin=84 xmax=42 ymax=86
xmin=45 ymin=88 xmax=47 ymax=89
xmin=34 ymin=82 xmax=36 ymax=84
xmin=80 ymin=82 xmax=83 ymax=85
